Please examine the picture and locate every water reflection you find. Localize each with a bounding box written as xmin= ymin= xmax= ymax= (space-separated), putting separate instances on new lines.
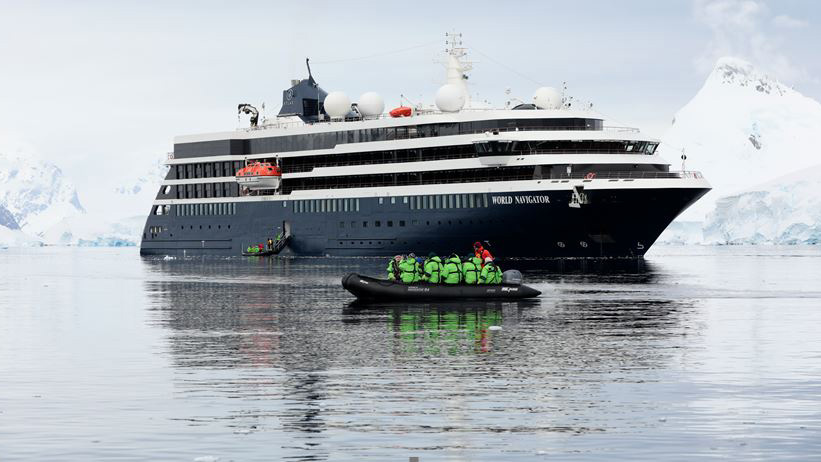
xmin=141 ymin=256 xmax=697 ymax=460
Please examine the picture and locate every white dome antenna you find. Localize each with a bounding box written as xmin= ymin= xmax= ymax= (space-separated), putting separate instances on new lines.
xmin=358 ymin=92 xmax=384 ymax=117
xmin=533 ymin=87 xmax=562 ymax=109
xmin=324 ymin=91 xmax=351 ymax=119
xmin=435 ymin=84 xmax=465 ymax=112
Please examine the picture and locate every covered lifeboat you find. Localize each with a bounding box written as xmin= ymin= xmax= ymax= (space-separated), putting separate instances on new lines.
xmin=235 ymin=161 xmax=282 ymax=190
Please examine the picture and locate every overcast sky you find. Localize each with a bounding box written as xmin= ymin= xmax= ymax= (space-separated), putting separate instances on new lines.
xmin=0 ymin=0 xmax=818 ymax=198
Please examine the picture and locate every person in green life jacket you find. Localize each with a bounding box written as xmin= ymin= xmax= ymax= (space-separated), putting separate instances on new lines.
xmin=423 ymin=252 xmax=443 ymax=283
xmin=441 ymin=253 xmax=463 ymax=284
xmin=479 ymin=257 xmax=502 ymax=284
xmin=461 ymin=255 xmax=480 ymax=284
xmin=387 ymin=255 xmax=403 ymax=281
xmin=399 ymin=253 xmax=420 ymax=283
xmin=410 ymin=253 xmax=424 ymax=282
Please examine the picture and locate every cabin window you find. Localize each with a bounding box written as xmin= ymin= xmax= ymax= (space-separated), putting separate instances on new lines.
xmin=375 ymin=220 xmax=381 ymax=227
xmin=387 ymin=220 xmax=393 ymax=227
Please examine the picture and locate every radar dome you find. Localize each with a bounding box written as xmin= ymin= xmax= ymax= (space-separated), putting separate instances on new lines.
xmin=324 ymin=91 xmax=351 ymax=118
xmin=435 ymin=84 xmax=465 ymax=112
xmin=358 ymin=92 xmax=385 ymax=117
xmin=533 ymin=87 xmax=562 ymax=109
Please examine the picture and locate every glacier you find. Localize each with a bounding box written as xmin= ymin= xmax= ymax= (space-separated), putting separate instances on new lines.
xmin=40 ymin=157 xmax=168 ymax=247
xmin=660 ymin=57 xmax=821 ymax=221
xmin=703 ymin=165 xmax=821 ymax=245
xmin=656 ymin=57 xmax=821 ymax=245
xmin=0 ymin=136 xmax=166 ymax=247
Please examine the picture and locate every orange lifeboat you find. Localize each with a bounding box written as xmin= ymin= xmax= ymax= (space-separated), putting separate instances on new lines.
xmin=235 ymin=161 xmax=282 ymax=190
xmin=389 ymin=106 xmax=413 ymax=118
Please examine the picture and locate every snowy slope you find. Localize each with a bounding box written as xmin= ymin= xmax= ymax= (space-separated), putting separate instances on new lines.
xmin=0 ymin=204 xmax=19 ymax=230
xmin=0 ymin=145 xmax=85 ymax=236
xmin=660 ymin=57 xmax=821 ymax=220
xmin=42 ymin=157 xmax=168 ymax=246
xmin=703 ymin=165 xmax=821 ymax=245
xmin=0 ymin=203 xmax=41 ymax=248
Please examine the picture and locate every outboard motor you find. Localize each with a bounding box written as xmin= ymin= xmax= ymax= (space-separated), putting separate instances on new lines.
xmin=502 ymin=269 xmax=523 ymax=285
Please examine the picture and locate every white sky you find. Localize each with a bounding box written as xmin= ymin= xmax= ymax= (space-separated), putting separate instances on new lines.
xmin=0 ymin=0 xmax=818 ymax=205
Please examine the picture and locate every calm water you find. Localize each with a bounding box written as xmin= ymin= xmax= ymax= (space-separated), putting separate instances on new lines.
xmin=1 ymin=246 xmax=820 ymax=461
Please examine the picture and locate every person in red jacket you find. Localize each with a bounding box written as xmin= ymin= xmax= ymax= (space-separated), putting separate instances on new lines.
xmin=473 ymin=241 xmax=492 ymax=265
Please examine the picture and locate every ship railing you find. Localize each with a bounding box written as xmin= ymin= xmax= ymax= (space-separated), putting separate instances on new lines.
xmin=556 ymin=171 xmax=704 ymax=180
xmin=249 ymin=121 xmax=640 ymax=137
xmin=281 ymin=150 xmax=659 ymax=173
xmin=281 ymin=170 xmax=705 ymax=192
xmin=246 ymin=111 xmax=640 ymax=134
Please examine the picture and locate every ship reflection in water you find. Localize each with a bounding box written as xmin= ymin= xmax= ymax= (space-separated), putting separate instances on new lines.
xmin=140 ymin=256 xmax=711 ymax=461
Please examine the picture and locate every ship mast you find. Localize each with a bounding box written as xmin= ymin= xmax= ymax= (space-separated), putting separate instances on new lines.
xmin=444 ymin=32 xmax=473 ymax=105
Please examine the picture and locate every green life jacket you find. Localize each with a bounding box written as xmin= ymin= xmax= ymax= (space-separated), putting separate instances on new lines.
xmin=442 ymin=257 xmax=462 ymax=284
xmin=387 ymin=260 xmax=399 ymax=280
xmin=479 ymin=263 xmax=502 ymax=284
xmin=462 ymin=260 xmax=480 ymax=284
xmin=414 ymin=260 xmax=423 ymax=282
xmin=423 ymin=257 xmax=443 ymax=283
xmin=398 ymin=258 xmax=418 ymax=284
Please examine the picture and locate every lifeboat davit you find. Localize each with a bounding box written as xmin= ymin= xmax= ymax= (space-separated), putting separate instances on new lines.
xmin=235 ymin=162 xmax=282 ymax=190
xmin=389 ymin=106 xmax=413 ymax=118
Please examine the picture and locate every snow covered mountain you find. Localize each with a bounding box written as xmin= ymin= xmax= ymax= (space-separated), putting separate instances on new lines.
xmin=660 ymin=57 xmax=821 ymax=221
xmin=43 ymin=156 xmax=168 ymax=246
xmin=703 ymin=165 xmax=821 ymax=245
xmin=0 ymin=145 xmax=85 ymax=237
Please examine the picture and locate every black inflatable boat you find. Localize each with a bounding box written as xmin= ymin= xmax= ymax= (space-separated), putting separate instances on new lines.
xmin=241 ymin=235 xmax=291 ymax=257
xmin=342 ymin=273 xmax=541 ymax=301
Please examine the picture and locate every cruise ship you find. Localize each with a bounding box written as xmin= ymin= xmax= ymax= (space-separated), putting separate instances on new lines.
xmin=140 ymin=35 xmax=710 ymax=258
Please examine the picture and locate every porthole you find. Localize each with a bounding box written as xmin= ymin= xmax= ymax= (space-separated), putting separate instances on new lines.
xmin=557 ymin=241 xmax=565 ymax=248
xmin=579 ymin=241 xmax=588 ymax=248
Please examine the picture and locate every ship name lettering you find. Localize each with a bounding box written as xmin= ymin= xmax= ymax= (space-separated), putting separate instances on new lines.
xmin=492 ymin=195 xmax=551 ymax=205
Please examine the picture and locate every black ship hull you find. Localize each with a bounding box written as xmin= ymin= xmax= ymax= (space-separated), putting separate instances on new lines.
xmin=140 ymin=186 xmax=708 ymax=258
